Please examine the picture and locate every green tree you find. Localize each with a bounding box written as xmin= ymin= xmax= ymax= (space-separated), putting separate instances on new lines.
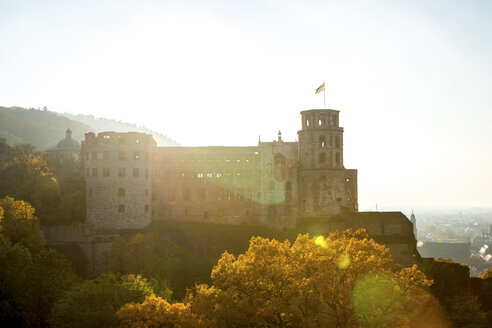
xmin=57 ymin=189 xmax=86 ymax=224
xmin=108 ymin=233 xmax=210 ymax=300
xmin=0 ymin=196 xmax=46 ymax=253
xmin=50 ymin=274 xmax=154 ymax=328
xmin=0 ymin=144 xmax=61 ymax=224
xmin=0 ymin=240 xmax=77 ymax=327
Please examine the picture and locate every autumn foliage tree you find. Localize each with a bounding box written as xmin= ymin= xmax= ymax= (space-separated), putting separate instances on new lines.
xmin=117 ymin=230 xmax=444 ymax=328
xmin=0 ymin=196 xmax=46 ymax=253
xmin=0 ymin=144 xmax=61 ymax=224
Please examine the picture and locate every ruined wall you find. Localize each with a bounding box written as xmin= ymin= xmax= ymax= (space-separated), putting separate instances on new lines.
xmin=84 ymin=132 xmax=155 ymax=231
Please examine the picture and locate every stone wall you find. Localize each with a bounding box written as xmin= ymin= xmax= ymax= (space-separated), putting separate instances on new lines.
xmin=84 ymin=132 xmax=155 ymax=231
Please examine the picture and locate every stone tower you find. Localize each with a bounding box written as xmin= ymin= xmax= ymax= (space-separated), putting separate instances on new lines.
xmin=297 ymin=109 xmax=358 ymax=218
xmin=83 ymin=132 xmax=155 ymax=231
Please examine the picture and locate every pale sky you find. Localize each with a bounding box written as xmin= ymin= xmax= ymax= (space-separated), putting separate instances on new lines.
xmin=1 ymin=0 xmax=491 ymax=211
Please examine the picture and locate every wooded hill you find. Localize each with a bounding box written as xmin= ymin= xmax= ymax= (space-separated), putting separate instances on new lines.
xmin=0 ymin=106 xmax=178 ymax=150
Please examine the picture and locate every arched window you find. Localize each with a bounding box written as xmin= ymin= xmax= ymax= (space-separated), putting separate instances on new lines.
xmin=335 ymin=152 xmax=340 ymax=164
xmin=319 ymin=136 xmax=325 ymax=148
xmin=319 ymin=153 xmax=326 ymax=164
xmin=335 ymin=136 xmax=340 ymax=148
xmin=285 ymin=181 xmax=292 ymax=201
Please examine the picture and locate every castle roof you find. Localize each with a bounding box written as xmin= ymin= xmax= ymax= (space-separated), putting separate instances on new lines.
xmin=418 ymin=242 xmax=470 ymax=260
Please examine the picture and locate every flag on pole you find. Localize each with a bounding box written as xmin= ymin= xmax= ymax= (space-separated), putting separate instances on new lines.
xmin=315 ymin=82 xmax=325 ymax=94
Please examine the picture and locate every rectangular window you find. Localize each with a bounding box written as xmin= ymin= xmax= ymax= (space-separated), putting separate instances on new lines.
xmin=133 ymin=151 xmax=140 ymax=160
xmin=197 ymin=173 xmax=203 ymax=179
xmin=133 ymin=168 xmax=139 ymax=177
xmin=103 ymin=151 xmax=110 ymax=160
xmin=118 ymin=204 xmax=125 ymax=213
xmin=118 ymin=188 xmax=125 ymax=197
xmin=103 ymin=167 xmax=110 ymax=177
xmin=89 ymin=188 xmax=92 ymax=197
xmin=92 ymin=168 xmax=97 ymax=177
xmin=118 ymin=151 xmax=125 ymax=160
xmin=118 ymin=168 xmax=126 ymax=177
xmin=145 ymin=189 xmax=148 ymax=197
xmin=218 ymin=209 xmax=223 ymax=217
xmin=217 ymin=188 xmax=224 ymax=200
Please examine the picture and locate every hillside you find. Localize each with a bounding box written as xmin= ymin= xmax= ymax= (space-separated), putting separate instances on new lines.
xmin=64 ymin=113 xmax=179 ymax=147
xmin=0 ymin=107 xmax=93 ymax=150
xmin=0 ymin=106 xmax=179 ymax=150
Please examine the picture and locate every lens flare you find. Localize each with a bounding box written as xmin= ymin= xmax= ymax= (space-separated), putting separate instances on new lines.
xmin=351 ymin=273 xmax=407 ymax=327
xmin=337 ymin=253 xmax=351 ymax=269
xmin=314 ymin=236 xmax=327 ymax=248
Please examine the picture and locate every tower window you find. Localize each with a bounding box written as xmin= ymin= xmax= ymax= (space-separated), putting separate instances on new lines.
xmin=119 ymin=168 xmax=126 ymax=177
xmin=336 ymin=153 xmax=340 ymax=164
xmin=218 ymin=209 xmax=223 ymax=217
xmin=133 ymin=168 xmax=140 ymax=177
xmin=318 ymin=119 xmax=322 ymax=126
xmin=319 ymin=153 xmax=326 ymax=164
xmin=92 ymin=168 xmax=97 ymax=177
xmin=245 ymin=209 xmax=250 ymax=216
xmin=118 ymin=188 xmax=125 ymax=197
xmin=335 ymin=136 xmax=340 ymax=148
xmin=269 ymin=205 xmax=276 ymax=216
xmin=319 ymin=136 xmax=325 ymax=148
xmin=103 ymin=167 xmax=110 ymax=177
xmin=89 ymin=188 xmax=92 ymax=197
xmin=144 ymin=205 xmax=149 ymax=213
xmin=118 ymin=204 xmax=125 ymax=213
xmin=133 ymin=152 xmax=140 ymax=160
xmin=306 ymin=119 xmax=310 ymax=127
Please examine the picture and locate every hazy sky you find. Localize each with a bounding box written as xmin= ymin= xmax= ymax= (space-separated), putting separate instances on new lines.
xmin=1 ymin=0 xmax=491 ymax=211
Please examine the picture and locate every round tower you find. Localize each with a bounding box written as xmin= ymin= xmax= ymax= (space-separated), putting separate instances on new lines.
xmin=83 ymin=132 xmax=155 ymax=231
xmin=297 ymin=109 xmax=358 ymax=218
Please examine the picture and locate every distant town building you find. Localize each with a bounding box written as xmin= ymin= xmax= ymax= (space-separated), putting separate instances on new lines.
xmin=418 ymin=242 xmax=470 ymax=263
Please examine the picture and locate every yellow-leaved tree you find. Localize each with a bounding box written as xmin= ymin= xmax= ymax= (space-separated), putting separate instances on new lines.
xmin=118 ymin=230 xmax=447 ymax=328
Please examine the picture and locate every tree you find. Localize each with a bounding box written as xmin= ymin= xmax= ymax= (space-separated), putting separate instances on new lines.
xmin=0 ymin=196 xmax=46 ymax=253
xmin=50 ymin=274 xmax=154 ymax=328
xmin=0 ymin=240 xmax=77 ymax=327
xmin=117 ymin=295 xmax=212 ymax=328
xmin=0 ymin=144 xmax=61 ymax=224
xmin=108 ymin=233 xmax=210 ymax=300
xmin=117 ymin=230 xmax=443 ymax=328
xmin=447 ymin=293 xmax=488 ymax=328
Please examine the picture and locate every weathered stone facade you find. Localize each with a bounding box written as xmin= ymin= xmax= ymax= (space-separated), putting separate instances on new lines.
xmin=151 ymin=109 xmax=357 ymax=228
xmin=83 ymin=132 xmax=154 ymax=231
